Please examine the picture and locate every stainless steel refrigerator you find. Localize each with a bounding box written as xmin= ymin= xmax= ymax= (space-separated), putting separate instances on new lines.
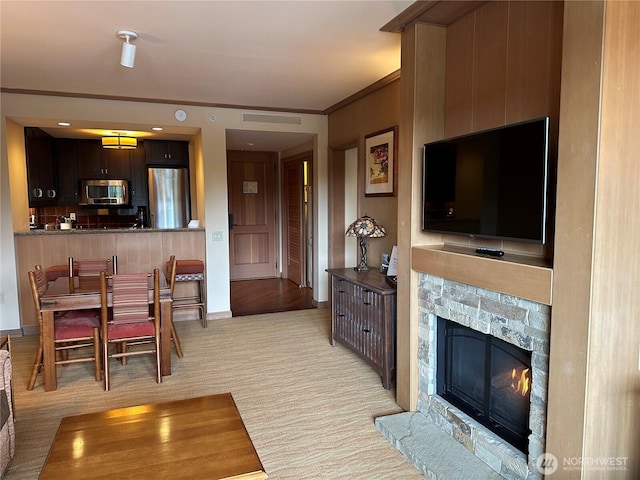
xmin=148 ymin=167 xmax=190 ymax=228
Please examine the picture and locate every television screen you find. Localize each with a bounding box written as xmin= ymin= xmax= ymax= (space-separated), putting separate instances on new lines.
xmin=422 ymin=117 xmax=550 ymax=244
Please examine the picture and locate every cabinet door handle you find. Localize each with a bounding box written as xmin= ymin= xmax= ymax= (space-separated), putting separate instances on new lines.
xmin=47 ymin=189 xmax=57 ymax=198
xmin=363 ymin=328 xmax=371 ymax=333
xmin=33 ymin=188 xmax=43 ymax=198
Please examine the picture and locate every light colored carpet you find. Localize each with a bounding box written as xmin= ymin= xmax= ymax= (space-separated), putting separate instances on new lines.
xmin=4 ymin=310 xmax=424 ymax=479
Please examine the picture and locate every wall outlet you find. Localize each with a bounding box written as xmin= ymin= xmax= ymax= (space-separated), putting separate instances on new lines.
xmin=212 ymin=231 xmax=223 ymax=242
xmin=0 ymin=292 xmax=4 ymax=304
xmin=69 ymin=212 xmax=76 ymax=221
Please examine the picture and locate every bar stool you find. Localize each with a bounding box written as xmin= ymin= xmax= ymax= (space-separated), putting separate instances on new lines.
xmin=166 ymin=256 xmax=207 ymax=328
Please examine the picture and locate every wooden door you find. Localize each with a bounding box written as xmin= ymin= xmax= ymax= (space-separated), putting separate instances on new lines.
xmin=282 ymin=156 xmax=305 ymax=286
xmin=227 ymin=151 xmax=277 ymax=280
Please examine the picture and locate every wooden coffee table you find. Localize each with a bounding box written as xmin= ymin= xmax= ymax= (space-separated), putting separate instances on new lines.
xmin=39 ymin=393 xmax=267 ymax=479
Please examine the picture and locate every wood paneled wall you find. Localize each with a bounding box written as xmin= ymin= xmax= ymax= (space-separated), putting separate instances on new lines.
xmin=547 ymin=2 xmax=640 ymax=477
xmin=441 ymin=0 xmax=563 ymax=259
xmin=327 ymin=81 xmax=401 ymax=270
xmin=445 ymin=0 xmax=563 ymax=136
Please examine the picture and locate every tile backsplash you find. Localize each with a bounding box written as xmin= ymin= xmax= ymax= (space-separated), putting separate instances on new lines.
xmin=31 ymin=206 xmax=137 ymax=229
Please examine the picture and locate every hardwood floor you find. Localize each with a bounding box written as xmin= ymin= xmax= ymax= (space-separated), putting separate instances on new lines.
xmin=230 ymin=278 xmax=314 ymax=316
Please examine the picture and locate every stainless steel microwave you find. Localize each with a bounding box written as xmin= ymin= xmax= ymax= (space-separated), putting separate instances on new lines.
xmin=79 ymin=179 xmax=129 ymax=206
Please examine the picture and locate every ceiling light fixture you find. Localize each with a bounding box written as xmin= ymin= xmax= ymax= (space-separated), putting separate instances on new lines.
xmin=102 ymin=136 xmax=137 ymax=149
xmin=117 ymin=30 xmax=138 ymax=68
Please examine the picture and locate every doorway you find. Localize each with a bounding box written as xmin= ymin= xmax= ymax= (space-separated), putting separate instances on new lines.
xmin=226 ymin=132 xmax=315 ymax=316
xmin=282 ymin=151 xmax=313 ymax=288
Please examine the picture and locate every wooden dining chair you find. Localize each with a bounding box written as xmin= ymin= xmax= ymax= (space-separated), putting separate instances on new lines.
xmin=99 ymin=270 xmax=162 ymax=391
xmin=165 ymin=257 xmax=185 ymax=358
xmin=69 ymin=257 xmax=115 ymax=292
xmin=27 ymin=266 xmax=101 ymax=390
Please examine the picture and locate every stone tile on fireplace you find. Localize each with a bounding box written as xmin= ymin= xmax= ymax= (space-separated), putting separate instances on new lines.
xmin=413 ymin=273 xmax=550 ymax=479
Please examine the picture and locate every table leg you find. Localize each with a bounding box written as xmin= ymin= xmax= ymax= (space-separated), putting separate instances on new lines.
xmin=42 ymin=311 xmax=57 ymax=391
xmin=160 ymin=300 xmax=172 ymax=376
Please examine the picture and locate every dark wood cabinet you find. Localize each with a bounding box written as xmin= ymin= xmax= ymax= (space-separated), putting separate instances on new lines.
xmin=145 ymin=140 xmax=188 ymax=166
xmin=54 ymin=139 xmax=79 ymax=205
xmin=328 ymin=268 xmax=396 ymax=389
xmin=129 ymin=142 xmax=148 ymax=209
xmin=77 ymin=140 xmax=131 ymax=180
xmin=25 ymin=127 xmax=57 ymax=206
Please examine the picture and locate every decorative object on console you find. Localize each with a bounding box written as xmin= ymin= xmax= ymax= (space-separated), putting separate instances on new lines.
xmin=345 ymin=215 xmax=386 ymax=271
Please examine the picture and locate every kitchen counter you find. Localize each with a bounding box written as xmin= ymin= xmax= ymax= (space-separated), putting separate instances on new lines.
xmin=15 ymin=228 xmax=206 ymax=331
xmin=15 ymin=227 xmax=204 ymax=236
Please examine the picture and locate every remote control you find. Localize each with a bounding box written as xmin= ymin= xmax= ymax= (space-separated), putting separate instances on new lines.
xmin=475 ymin=247 xmax=504 ymax=257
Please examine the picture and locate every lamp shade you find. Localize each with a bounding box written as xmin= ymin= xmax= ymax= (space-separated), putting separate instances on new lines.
xmin=345 ymin=215 xmax=386 ymax=238
xmin=345 ymin=215 xmax=386 ymax=271
xmin=102 ymin=136 xmax=137 ymax=149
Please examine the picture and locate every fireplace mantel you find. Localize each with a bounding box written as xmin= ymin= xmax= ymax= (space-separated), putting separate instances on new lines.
xmin=411 ymin=245 xmax=553 ymax=305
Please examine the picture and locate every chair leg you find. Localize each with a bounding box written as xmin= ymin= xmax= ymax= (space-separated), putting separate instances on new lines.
xmin=154 ymin=335 xmax=162 ymax=385
xmin=120 ymin=341 xmax=128 ymax=365
xmin=170 ymin=320 xmax=184 ymax=358
xmin=27 ymin=341 xmax=43 ymax=391
xmin=92 ymin=327 xmax=101 ymax=381
xmin=103 ymin=340 xmax=110 ymax=392
xmin=200 ymin=279 xmax=207 ymax=328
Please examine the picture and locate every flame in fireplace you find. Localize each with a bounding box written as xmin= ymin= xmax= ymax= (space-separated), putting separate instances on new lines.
xmin=511 ymin=368 xmax=531 ymax=396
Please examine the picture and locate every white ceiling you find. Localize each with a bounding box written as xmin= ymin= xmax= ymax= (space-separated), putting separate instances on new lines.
xmin=1 ymin=0 xmax=413 ymax=151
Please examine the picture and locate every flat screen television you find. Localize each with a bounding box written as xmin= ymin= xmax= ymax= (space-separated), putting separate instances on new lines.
xmin=422 ymin=117 xmax=550 ymax=244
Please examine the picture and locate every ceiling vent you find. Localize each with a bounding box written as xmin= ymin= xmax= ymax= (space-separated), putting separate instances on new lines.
xmin=242 ymin=113 xmax=302 ymax=125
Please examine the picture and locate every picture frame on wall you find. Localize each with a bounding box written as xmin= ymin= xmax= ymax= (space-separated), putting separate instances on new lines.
xmin=364 ymin=126 xmax=397 ymax=196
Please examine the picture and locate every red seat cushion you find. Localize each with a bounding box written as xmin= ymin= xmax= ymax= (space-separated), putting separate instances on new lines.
xmin=167 ymin=259 xmax=204 ymax=275
xmin=54 ymin=315 xmax=100 ymax=340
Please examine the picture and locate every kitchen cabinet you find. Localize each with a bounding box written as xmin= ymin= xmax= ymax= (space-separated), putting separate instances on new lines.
xmin=130 ymin=141 xmax=148 ymax=209
xmin=25 ymin=127 xmax=57 ymax=206
xmin=146 ymin=140 xmax=189 ymax=166
xmin=77 ymin=140 xmax=131 ymax=180
xmin=54 ymin=139 xmax=79 ymax=205
xmin=328 ymin=268 xmax=396 ymax=389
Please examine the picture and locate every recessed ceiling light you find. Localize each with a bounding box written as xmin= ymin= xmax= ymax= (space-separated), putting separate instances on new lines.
xmin=57 ymin=122 xmax=71 ymax=126
xmin=151 ymin=127 xmax=164 ymax=131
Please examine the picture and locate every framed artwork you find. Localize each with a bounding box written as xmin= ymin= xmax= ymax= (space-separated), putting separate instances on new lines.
xmin=364 ymin=126 xmax=397 ymax=196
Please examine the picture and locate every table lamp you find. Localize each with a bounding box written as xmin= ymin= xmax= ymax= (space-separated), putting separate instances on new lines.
xmin=345 ymin=215 xmax=386 ymax=271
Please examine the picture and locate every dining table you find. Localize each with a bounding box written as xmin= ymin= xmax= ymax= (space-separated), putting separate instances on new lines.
xmin=39 ymin=273 xmax=174 ymax=391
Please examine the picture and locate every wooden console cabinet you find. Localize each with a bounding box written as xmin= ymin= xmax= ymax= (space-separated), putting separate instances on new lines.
xmin=328 ymin=268 xmax=396 ymax=389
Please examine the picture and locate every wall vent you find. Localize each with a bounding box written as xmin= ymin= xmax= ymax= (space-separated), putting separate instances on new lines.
xmin=242 ymin=113 xmax=302 ymax=125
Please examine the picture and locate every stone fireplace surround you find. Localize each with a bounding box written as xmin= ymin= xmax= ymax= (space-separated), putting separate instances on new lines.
xmin=377 ymin=273 xmax=550 ymax=479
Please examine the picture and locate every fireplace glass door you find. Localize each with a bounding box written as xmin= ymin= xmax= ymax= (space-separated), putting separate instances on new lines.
xmin=437 ymin=317 xmax=532 ymax=453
